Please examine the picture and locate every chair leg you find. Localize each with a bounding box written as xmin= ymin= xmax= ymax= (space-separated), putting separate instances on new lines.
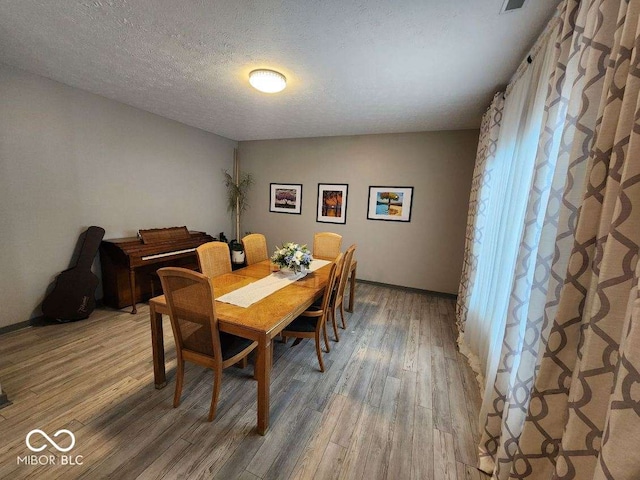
xmin=339 ymin=301 xmax=347 ymax=329
xmin=347 ymin=269 xmax=356 ymax=312
xmin=173 ymin=357 xmax=185 ymax=408
xmin=208 ymin=367 xmax=222 ymax=421
xmin=323 ymin=319 xmax=330 ymax=353
xmin=331 ymin=307 xmax=340 ymax=342
xmin=315 ymin=330 xmax=325 ymax=373
xmin=236 ymin=357 xmax=248 ymax=368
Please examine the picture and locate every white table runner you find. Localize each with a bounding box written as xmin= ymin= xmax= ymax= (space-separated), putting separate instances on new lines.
xmin=216 ymin=259 xmax=330 ymax=308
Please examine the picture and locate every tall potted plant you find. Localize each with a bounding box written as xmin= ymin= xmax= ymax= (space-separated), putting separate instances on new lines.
xmin=223 ymin=149 xmax=253 ymax=263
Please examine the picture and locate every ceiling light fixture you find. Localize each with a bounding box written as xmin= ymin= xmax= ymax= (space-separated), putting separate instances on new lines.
xmin=249 ymin=69 xmax=287 ymax=93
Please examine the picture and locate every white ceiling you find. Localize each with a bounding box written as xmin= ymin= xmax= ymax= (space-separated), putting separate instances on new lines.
xmin=0 ymin=0 xmax=559 ymax=141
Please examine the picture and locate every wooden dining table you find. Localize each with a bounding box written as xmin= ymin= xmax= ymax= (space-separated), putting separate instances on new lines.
xmin=148 ymin=259 xmax=332 ymax=435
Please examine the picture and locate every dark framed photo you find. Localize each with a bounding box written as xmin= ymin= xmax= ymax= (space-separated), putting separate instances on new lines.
xmin=367 ymin=186 xmax=414 ymax=222
xmin=316 ymin=183 xmax=348 ymax=224
xmin=270 ymin=183 xmax=303 ymax=214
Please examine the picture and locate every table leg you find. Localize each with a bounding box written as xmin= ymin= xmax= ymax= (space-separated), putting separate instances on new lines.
xmin=149 ymin=302 xmax=167 ymax=389
xmin=129 ymin=267 xmax=137 ymax=314
xmin=347 ymin=264 xmax=357 ymax=313
xmin=256 ymin=336 xmax=272 ymax=435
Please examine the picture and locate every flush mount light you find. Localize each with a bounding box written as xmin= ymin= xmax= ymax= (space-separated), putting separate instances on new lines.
xmin=249 ymin=69 xmax=287 ymax=93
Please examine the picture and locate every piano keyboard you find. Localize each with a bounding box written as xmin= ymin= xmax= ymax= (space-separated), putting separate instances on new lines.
xmin=142 ymin=248 xmax=196 ymax=261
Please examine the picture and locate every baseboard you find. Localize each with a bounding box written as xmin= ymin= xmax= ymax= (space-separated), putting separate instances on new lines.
xmin=355 ymin=279 xmax=458 ymax=298
xmin=0 ymin=320 xmax=32 ymax=336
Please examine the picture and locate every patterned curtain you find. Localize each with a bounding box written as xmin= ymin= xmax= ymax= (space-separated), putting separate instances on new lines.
xmin=457 ymin=0 xmax=640 ymax=478
xmin=511 ymin=0 xmax=640 ymax=478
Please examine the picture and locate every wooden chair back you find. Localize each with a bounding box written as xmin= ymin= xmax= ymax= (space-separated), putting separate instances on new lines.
xmin=333 ymin=244 xmax=356 ymax=330
xmin=326 ymin=252 xmax=345 ymax=341
xmin=313 ymin=232 xmax=342 ymax=259
xmin=158 ymin=267 xmax=222 ymax=362
xmin=337 ymin=245 xmax=356 ymax=302
xmin=333 ymin=252 xmax=345 ymax=288
xmin=196 ymin=241 xmax=232 ymax=278
xmin=242 ymin=233 xmax=269 ymax=265
xmin=319 ymin=261 xmax=340 ymax=315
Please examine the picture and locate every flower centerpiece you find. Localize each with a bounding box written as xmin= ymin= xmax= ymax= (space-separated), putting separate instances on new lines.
xmin=271 ymin=242 xmax=313 ymax=273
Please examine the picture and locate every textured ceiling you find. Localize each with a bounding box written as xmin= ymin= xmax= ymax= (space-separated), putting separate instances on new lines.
xmin=0 ymin=0 xmax=559 ymax=141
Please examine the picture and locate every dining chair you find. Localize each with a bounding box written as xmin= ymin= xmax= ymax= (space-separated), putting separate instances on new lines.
xmin=313 ymin=232 xmax=342 ymax=260
xmin=281 ymin=261 xmax=339 ymax=372
xmin=157 ymin=267 xmax=258 ymax=421
xmin=195 ymin=242 xmax=236 ymax=367
xmin=334 ymin=244 xmax=356 ymax=330
xmin=242 ymin=233 xmax=269 ymax=265
xmin=196 ymin=241 xmax=232 ymax=278
xmin=325 ymin=252 xmax=345 ymax=344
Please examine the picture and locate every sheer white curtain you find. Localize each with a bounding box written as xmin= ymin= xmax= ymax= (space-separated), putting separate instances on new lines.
xmin=458 ymin=31 xmax=557 ymax=396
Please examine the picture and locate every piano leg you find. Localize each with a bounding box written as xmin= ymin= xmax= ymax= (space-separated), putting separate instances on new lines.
xmin=129 ymin=267 xmax=137 ymax=314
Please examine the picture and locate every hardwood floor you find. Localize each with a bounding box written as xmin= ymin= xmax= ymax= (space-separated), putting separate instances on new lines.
xmin=0 ymin=283 xmax=488 ymax=479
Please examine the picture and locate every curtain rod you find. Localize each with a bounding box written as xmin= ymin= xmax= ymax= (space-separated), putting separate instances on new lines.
xmin=504 ymin=3 xmax=562 ymax=97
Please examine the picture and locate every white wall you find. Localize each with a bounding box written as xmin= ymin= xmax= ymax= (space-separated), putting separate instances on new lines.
xmin=239 ymin=131 xmax=478 ymax=294
xmin=0 ymin=64 xmax=237 ymax=328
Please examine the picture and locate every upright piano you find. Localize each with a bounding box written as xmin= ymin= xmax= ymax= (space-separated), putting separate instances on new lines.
xmin=100 ymin=226 xmax=215 ymax=313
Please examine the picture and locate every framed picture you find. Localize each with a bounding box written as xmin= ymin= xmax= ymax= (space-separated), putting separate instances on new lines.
xmin=270 ymin=183 xmax=303 ymax=214
xmin=316 ymin=183 xmax=348 ymax=224
xmin=367 ymin=186 xmax=414 ymax=222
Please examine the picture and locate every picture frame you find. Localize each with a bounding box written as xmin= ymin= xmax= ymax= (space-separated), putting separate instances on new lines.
xmin=367 ymin=186 xmax=414 ymax=222
xmin=316 ymin=183 xmax=348 ymax=224
xmin=270 ymin=183 xmax=303 ymax=214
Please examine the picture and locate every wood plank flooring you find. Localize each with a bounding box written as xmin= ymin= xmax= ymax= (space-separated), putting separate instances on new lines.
xmin=0 ymin=283 xmax=488 ymax=479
